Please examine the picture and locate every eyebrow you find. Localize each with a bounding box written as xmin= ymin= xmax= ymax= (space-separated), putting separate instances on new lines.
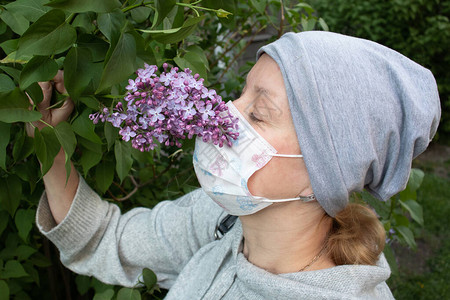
xmin=251 ymin=86 xmax=282 ymax=123
xmin=253 ymin=85 xmax=271 ymax=96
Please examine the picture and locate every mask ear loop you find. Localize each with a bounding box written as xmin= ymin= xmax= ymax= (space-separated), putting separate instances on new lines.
xmin=253 ymin=193 xmax=317 ymax=203
xmin=296 ymin=193 xmax=317 ymax=202
xmin=271 ymin=153 xmax=304 ymax=158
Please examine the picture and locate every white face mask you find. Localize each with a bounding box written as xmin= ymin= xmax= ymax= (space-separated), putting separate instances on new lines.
xmin=193 ymin=101 xmax=316 ymax=216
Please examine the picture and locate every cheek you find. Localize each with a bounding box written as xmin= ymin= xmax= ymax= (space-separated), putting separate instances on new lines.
xmin=247 ymin=156 xmax=306 ymax=198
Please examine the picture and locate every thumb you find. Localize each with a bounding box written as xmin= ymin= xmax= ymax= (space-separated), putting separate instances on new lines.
xmin=52 ymin=98 xmax=74 ymax=125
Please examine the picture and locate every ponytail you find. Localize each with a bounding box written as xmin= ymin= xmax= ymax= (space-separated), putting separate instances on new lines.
xmin=326 ymin=203 xmax=385 ymax=266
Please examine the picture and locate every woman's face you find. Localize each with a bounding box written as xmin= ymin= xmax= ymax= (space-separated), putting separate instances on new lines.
xmin=233 ymin=54 xmax=313 ymax=199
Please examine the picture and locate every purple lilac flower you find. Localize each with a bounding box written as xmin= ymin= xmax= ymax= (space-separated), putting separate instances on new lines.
xmin=385 ymin=228 xmax=396 ymax=244
xmin=90 ymin=64 xmax=239 ymax=151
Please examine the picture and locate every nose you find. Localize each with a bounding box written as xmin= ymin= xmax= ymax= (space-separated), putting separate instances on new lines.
xmin=230 ymin=96 xmax=252 ymax=124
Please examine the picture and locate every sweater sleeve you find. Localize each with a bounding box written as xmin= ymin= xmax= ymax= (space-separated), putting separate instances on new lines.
xmin=36 ymin=175 xmax=226 ymax=289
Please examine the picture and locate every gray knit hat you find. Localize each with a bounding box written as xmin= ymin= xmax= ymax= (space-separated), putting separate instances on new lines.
xmin=257 ymin=31 xmax=441 ymax=217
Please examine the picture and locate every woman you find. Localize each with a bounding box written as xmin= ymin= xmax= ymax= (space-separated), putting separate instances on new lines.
xmin=34 ymin=31 xmax=440 ymax=299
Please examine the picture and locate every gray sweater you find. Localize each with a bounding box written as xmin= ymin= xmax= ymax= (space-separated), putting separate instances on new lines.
xmin=37 ymin=176 xmax=395 ymax=299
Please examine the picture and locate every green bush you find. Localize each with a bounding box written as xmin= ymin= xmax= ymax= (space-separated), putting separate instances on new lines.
xmin=312 ymin=0 xmax=450 ymax=141
xmin=388 ymin=173 xmax=450 ymax=299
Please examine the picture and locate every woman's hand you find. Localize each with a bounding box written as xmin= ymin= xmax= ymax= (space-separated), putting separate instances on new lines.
xmin=26 ymin=70 xmax=74 ymax=137
xmin=26 ymin=70 xmax=79 ymax=224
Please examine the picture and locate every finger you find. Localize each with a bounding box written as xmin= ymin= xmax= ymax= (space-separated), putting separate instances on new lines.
xmin=53 ymin=70 xmax=68 ymax=95
xmin=52 ymin=98 xmax=74 ymax=124
xmin=36 ymin=81 xmax=52 ymax=108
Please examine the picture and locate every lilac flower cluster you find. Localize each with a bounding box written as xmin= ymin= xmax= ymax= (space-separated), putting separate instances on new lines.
xmin=90 ymin=63 xmax=239 ymax=151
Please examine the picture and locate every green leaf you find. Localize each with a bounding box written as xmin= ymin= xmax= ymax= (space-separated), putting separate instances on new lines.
xmin=80 ymin=147 xmax=102 ymax=175
xmin=153 ymin=0 xmax=176 ymax=28
xmin=95 ymin=161 xmax=114 ymax=194
xmin=301 ymin=18 xmax=317 ymax=31
xmin=19 ymin=56 xmax=59 ymax=89
xmin=0 ymin=175 xmax=22 ymax=217
xmin=0 ymin=122 xmax=11 ymax=170
xmin=78 ymin=137 xmax=103 ymax=174
xmin=97 ymin=9 xmax=126 ymax=44
xmin=64 ymin=46 xmax=97 ymax=98
xmin=17 ymin=9 xmax=77 ymax=57
xmin=29 ymin=252 xmax=51 ymax=267
xmin=96 ymin=31 xmax=137 ymax=93
xmin=0 ymin=50 xmax=33 ymax=64
xmin=1 ymin=260 xmax=29 ymax=279
xmin=131 ymin=6 xmax=152 ymax=24
xmin=383 ymin=244 xmax=398 ymax=276
xmin=79 ymin=96 xmax=101 ymax=110
xmin=12 ymin=159 xmax=39 ymax=193
xmin=0 ymin=74 xmax=16 ymax=93
xmin=0 ymin=280 xmax=9 ymax=300
xmin=400 ymin=199 xmax=424 ymax=226
xmin=318 ymin=18 xmax=329 ymax=31
xmin=5 ymin=0 xmax=52 ymax=22
xmin=14 ymin=209 xmax=35 ymax=241
xmin=75 ymin=275 xmax=91 ymax=295
xmin=46 ymin=0 xmax=121 ymax=13
xmin=361 ymin=190 xmax=390 ymax=219
xmin=0 ymin=39 xmax=19 ymax=56
xmin=25 ymin=82 xmax=44 ymax=105
xmin=132 ymin=32 xmax=157 ymax=67
xmin=0 ymin=66 xmax=21 ymax=82
xmin=34 ymin=127 xmax=61 ymax=175
xmin=0 ymin=109 xmax=42 ymax=123
xmin=406 ymin=168 xmax=425 ymax=192
xmin=92 ymin=288 xmax=114 ymax=300
xmin=398 ymin=169 xmax=424 ymax=204
xmin=394 ymin=212 xmax=410 ymax=227
xmin=104 ymin=121 xmax=119 ymax=151
xmin=54 ymin=121 xmax=76 ymax=159
xmin=72 ymin=12 xmax=96 ymax=33
xmin=77 ymin=34 xmax=109 ymax=62
xmin=54 ymin=121 xmax=76 ymax=178
xmin=13 ymin=133 xmax=34 ymax=162
xmin=145 ymin=16 xmax=206 ymax=44
xmin=116 ymin=288 xmax=141 ymax=300
xmin=395 ymin=225 xmax=417 ymax=249
xmin=142 ymin=268 xmax=157 ymax=290
xmin=72 ymin=110 xmax=102 ymax=144
xmin=114 ymin=141 xmax=133 ymax=182
xmin=22 ymin=262 xmax=40 ymax=285
xmin=250 ymin=0 xmax=267 ymax=14
xmin=0 ymin=211 xmax=9 ymax=236
xmin=174 ymin=45 xmax=209 ymax=81
xmin=91 ymin=278 xmax=113 ymax=293
xmin=16 ymin=245 xmax=37 ymax=261
xmin=0 ymin=22 xmax=5 ymax=35
xmin=165 ymin=4 xmax=184 ymax=28
xmin=0 ymin=10 xmax=29 ymax=35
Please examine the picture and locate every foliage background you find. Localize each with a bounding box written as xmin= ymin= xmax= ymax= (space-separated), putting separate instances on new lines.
xmin=311 ymin=0 xmax=450 ymax=142
xmin=0 ymin=0 xmax=444 ymax=299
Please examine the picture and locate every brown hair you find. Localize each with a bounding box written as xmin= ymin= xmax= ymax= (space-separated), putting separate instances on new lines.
xmin=326 ymin=203 xmax=386 ymax=266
